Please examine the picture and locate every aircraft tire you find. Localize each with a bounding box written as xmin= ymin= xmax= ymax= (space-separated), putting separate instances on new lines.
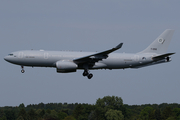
xmin=88 ymin=73 xmax=93 ymax=79
xmin=83 ymin=70 xmax=88 ymax=76
xmin=21 ymin=70 xmax=25 ymax=73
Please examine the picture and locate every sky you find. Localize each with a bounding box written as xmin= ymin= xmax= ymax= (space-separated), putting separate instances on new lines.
xmin=0 ymin=0 xmax=180 ymax=107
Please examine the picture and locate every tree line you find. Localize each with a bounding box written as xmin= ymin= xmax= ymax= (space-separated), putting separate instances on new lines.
xmin=0 ymin=96 xmax=180 ymax=120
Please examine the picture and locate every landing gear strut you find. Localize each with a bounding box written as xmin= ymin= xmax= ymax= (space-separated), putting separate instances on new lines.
xmin=21 ymin=66 xmax=25 ymax=73
xmin=83 ymin=69 xmax=93 ymax=79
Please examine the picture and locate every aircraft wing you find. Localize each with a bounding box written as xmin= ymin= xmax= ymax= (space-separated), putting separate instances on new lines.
xmin=73 ymin=43 xmax=123 ymax=64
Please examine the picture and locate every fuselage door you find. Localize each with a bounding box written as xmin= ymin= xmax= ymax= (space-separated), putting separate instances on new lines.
xmin=18 ymin=52 xmax=23 ymax=58
xmin=134 ymin=55 xmax=139 ymax=62
xmin=44 ymin=53 xmax=49 ymax=59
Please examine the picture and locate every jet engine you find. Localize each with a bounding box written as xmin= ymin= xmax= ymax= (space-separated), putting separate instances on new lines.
xmin=56 ymin=61 xmax=77 ymax=73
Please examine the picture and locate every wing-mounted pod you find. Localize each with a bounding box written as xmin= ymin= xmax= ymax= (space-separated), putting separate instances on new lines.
xmin=56 ymin=60 xmax=77 ymax=73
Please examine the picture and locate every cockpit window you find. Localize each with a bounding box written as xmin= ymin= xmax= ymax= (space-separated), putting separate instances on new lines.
xmin=8 ymin=54 xmax=13 ymax=56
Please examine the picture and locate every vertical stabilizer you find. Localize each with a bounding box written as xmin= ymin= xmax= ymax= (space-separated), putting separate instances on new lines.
xmin=139 ymin=29 xmax=174 ymax=54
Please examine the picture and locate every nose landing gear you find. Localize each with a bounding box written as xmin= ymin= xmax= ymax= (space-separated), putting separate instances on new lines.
xmin=21 ymin=66 xmax=25 ymax=73
xmin=83 ymin=70 xmax=93 ymax=79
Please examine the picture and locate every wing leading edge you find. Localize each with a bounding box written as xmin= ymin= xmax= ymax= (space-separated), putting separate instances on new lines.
xmin=73 ymin=43 xmax=123 ymax=64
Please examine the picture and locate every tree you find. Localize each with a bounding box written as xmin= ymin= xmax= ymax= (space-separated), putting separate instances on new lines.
xmin=73 ymin=104 xmax=84 ymax=119
xmin=39 ymin=109 xmax=45 ymax=117
xmin=50 ymin=110 xmax=58 ymax=119
xmin=177 ymin=115 xmax=180 ymax=120
xmin=140 ymin=106 xmax=154 ymax=120
xmin=37 ymin=102 xmax=45 ymax=109
xmin=166 ymin=116 xmax=176 ymax=120
xmin=19 ymin=103 xmax=25 ymax=109
xmin=0 ymin=110 xmax=5 ymax=118
xmin=43 ymin=109 xmax=58 ymax=120
xmin=4 ymin=110 xmax=16 ymax=120
xmin=154 ymin=109 xmax=161 ymax=120
xmin=58 ymin=112 xmax=68 ymax=120
xmin=63 ymin=116 xmax=76 ymax=120
xmin=16 ymin=116 xmax=24 ymax=120
xmin=73 ymin=104 xmax=94 ymax=120
xmin=27 ymin=109 xmax=37 ymax=120
xmin=105 ymin=109 xmax=124 ymax=120
xmin=88 ymin=111 xmax=98 ymax=120
xmin=46 ymin=109 xmax=51 ymax=114
xmin=94 ymin=96 xmax=126 ymax=119
xmin=96 ymin=96 xmax=123 ymax=110
xmin=162 ymin=106 xmax=172 ymax=120
xmin=18 ymin=108 xmax=27 ymax=120
xmin=0 ymin=116 xmax=7 ymax=120
xmin=173 ymin=108 xmax=180 ymax=119
xmin=94 ymin=106 xmax=106 ymax=120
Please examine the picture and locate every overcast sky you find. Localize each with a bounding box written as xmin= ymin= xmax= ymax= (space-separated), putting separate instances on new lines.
xmin=0 ymin=0 xmax=180 ymax=107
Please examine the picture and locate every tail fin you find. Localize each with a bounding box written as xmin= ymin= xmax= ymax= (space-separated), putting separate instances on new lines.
xmin=139 ymin=29 xmax=174 ymax=54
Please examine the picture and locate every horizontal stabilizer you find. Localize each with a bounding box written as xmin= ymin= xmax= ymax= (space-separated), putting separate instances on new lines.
xmin=152 ymin=53 xmax=175 ymax=60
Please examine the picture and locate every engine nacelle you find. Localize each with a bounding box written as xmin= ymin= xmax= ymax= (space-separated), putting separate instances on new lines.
xmin=56 ymin=61 xmax=77 ymax=73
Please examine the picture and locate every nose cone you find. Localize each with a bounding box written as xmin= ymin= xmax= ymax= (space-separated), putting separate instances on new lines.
xmin=4 ymin=56 xmax=12 ymax=63
xmin=4 ymin=56 xmax=9 ymax=61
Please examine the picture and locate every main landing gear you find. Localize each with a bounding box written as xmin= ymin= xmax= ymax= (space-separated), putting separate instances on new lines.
xmin=83 ymin=69 xmax=93 ymax=79
xmin=21 ymin=66 xmax=25 ymax=73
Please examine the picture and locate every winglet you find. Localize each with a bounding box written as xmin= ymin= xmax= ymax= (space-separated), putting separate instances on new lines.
xmin=115 ymin=43 xmax=123 ymax=49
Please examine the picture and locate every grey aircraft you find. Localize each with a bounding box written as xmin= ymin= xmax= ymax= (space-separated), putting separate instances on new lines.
xmin=4 ymin=29 xmax=175 ymax=79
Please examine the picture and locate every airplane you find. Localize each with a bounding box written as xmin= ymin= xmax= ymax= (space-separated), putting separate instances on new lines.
xmin=4 ymin=29 xmax=175 ymax=79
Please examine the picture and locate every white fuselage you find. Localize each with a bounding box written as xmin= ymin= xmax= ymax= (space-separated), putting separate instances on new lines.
xmin=4 ymin=50 xmax=158 ymax=70
xmin=3 ymin=29 xmax=174 ymax=79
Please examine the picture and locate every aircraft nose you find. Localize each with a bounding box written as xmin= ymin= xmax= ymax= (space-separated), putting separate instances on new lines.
xmin=4 ymin=56 xmax=8 ymax=61
xmin=4 ymin=56 xmax=11 ymax=62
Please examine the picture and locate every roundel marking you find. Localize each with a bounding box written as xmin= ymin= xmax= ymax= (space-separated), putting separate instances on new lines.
xmin=158 ymin=38 xmax=164 ymax=43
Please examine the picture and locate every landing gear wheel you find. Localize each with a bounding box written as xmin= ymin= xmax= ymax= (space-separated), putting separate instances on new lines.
xmin=21 ymin=69 xmax=25 ymax=73
xmin=87 ymin=73 xmax=93 ymax=79
xmin=82 ymin=67 xmax=93 ymax=79
xmin=83 ymin=70 xmax=88 ymax=76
